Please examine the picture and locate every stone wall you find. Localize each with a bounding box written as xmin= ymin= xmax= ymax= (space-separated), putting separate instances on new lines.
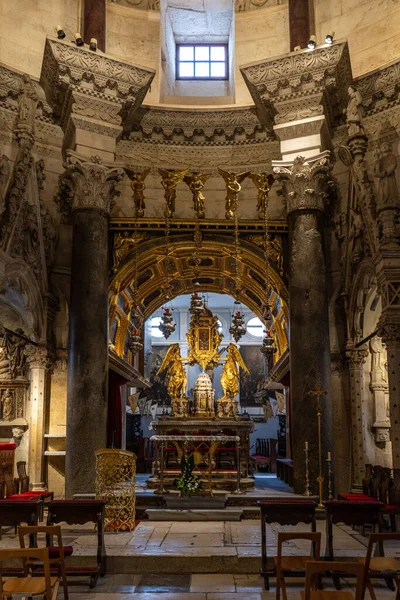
xmin=315 ymin=0 xmax=400 ymax=77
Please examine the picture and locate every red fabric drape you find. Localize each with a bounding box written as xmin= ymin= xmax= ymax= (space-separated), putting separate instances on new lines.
xmin=107 ymin=371 xmax=127 ymax=449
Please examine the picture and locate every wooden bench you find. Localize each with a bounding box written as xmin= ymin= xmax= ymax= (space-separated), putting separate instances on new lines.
xmin=258 ymin=499 xmax=317 ymax=590
xmin=0 ymin=498 xmax=43 ymax=544
xmin=47 ymin=500 xmax=106 ymax=588
xmin=276 ymin=458 xmax=293 ymax=486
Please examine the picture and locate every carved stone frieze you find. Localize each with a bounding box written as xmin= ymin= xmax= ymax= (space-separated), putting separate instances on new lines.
xmin=128 ymin=105 xmax=274 ymax=143
xmin=40 ymin=37 xmax=155 ymax=135
xmin=0 ymin=64 xmax=52 ymax=124
xmin=240 ymin=41 xmax=352 ymax=131
xmin=60 ymin=151 xmax=125 ymax=214
xmin=272 ymin=151 xmax=331 ymax=215
xmin=116 ymin=138 xmax=280 ymax=171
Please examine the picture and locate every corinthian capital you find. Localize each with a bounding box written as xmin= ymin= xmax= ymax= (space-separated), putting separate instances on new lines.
xmin=345 ymin=347 xmax=369 ymax=368
xmin=25 ymin=345 xmax=50 ymax=369
xmin=272 ymin=151 xmax=331 ymax=215
xmin=60 ymin=151 xmax=124 ymax=214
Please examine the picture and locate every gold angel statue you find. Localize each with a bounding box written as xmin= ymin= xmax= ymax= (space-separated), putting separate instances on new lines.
xmin=183 ymin=172 xmax=211 ymax=218
xmin=220 ymin=343 xmax=250 ymax=398
xmin=218 ymin=168 xmax=251 ymax=219
xmin=158 ymin=167 xmax=190 ymax=217
xmin=126 ymin=167 xmax=150 ymax=217
xmin=156 ymin=343 xmax=187 ymax=399
xmin=249 ymin=172 xmax=274 ymax=218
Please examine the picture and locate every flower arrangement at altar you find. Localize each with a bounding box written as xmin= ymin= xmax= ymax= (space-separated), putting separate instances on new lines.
xmin=175 ymin=454 xmax=202 ymax=496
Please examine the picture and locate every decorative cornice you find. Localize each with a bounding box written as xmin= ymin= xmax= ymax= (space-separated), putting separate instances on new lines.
xmin=126 ymin=104 xmax=274 ymax=143
xmin=240 ymin=41 xmax=352 ymax=131
xmin=356 ymin=56 xmax=400 ymax=115
xmin=108 ymin=0 xmax=281 ymax=11
xmin=0 ymin=64 xmax=52 ymax=123
xmin=39 ymin=37 xmax=155 ymax=135
xmin=272 ymin=151 xmax=331 ymax=215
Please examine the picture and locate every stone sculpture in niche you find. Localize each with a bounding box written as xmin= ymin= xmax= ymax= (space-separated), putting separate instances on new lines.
xmin=374 ymin=142 xmax=399 ymax=210
xmin=346 ymin=86 xmax=365 ymax=138
xmin=0 ymin=154 xmax=11 ymax=213
xmin=370 ymin=336 xmax=390 ymax=444
xmin=183 ymin=172 xmax=211 ymax=218
xmin=0 ymin=329 xmax=26 ymax=380
xmin=126 ymin=168 xmax=150 ymax=217
xmin=349 ymin=208 xmax=365 ymax=265
xmin=18 ymin=74 xmax=38 ymax=130
xmin=1 ymin=388 xmax=15 ymax=420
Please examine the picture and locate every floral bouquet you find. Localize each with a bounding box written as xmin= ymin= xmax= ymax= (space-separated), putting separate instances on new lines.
xmin=175 ymin=454 xmax=202 ymax=496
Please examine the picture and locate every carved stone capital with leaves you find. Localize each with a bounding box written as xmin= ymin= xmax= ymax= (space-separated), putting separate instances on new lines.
xmin=272 ymin=151 xmax=331 ymax=215
xmin=380 ymin=322 xmax=400 ymax=345
xmin=25 ymin=345 xmax=49 ymax=370
xmin=60 ymin=152 xmax=124 ymax=214
xmin=345 ymin=347 xmax=369 ymax=368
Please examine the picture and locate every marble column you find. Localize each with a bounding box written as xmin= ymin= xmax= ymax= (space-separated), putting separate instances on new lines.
xmin=273 ymin=153 xmax=333 ymax=495
xmin=62 ymin=152 xmax=124 ymax=497
xmin=25 ymin=346 xmax=49 ymax=491
xmin=345 ymin=347 xmax=368 ymax=489
xmin=380 ymin=324 xmax=400 ymax=470
xmin=84 ymin=0 xmax=106 ymax=52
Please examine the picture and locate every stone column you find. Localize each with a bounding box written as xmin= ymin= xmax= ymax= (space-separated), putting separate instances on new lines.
xmin=84 ymin=0 xmax=106 ymax=52
xmin=273 ymin=153 xmax=333 ymax=495
xmin=25 ymin=346 xmax=49 ymax=491
xmin=380 ymin=324 xmax=400 ymax=470
xmin=62 ymin=152 xmax=124 ymax=497
xmin=345 ymin=347 xmax=368 ymax=489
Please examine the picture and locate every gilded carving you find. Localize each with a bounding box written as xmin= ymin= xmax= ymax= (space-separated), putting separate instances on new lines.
xmin=249 ymin=172 xmax=274 ymax=218
xmin=156 ymin=343 xmax=187 ymax=400
xmin=125 ymin=167 xmax=150 ymax=217
xmin=158 ymin=167 xmax=189 ymax=218
xmin=220 ymin=343 xmax=249 ymax=399
xmin=112 ymin=230 xmax=148 ymax=272
xmin=183 ymin=172 xmax=211 ymax=218
xmin=218 ymin=168 xmax=251 ymax=219
xmin=60 ymin=152 xmax=124 ymax=214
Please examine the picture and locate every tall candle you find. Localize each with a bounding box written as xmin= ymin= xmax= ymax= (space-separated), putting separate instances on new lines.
xmin=328 ymin=451 xmax=331 ymax=460
xmin=305 ymin=441 xmax=308 ymax=451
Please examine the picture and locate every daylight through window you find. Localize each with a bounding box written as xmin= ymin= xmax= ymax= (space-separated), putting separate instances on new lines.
xmin=177 ymin=45 xmax=228 ymax=80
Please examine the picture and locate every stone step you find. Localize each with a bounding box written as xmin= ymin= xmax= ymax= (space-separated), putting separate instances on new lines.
xmin=145 ymin=508 xmax=244 ymax=521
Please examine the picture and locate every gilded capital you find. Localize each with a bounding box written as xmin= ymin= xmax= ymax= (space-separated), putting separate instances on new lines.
xmin=60 ymin=151 xmax=124 ymax=214
xmin=272 ymin=151 xmax=331 ymax=215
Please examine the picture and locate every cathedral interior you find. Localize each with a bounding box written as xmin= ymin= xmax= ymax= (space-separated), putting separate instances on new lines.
xmin=0 ymin=0 xmax=400 ymax=597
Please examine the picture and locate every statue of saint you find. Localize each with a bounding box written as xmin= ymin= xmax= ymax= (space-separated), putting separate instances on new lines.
xmin=249 ymin=172 xmax=274 ymax=218
xmin=1 ymin=389 xmax=14 ymax=421
xmin=349 ymin=208 xmax=365 ymax=263
xmin=220 ymin=343 xmax=249 ymax=398
xmin=374 ymin=142 xmax=399 ymax=210
xmin=268 ymin=235 xmax=284 ymax=275
xmin=158 ymin=167 xmax=190 ymax=217
xmin=17 ymin=74 xmax=38 ymax=129
xmin=346 ymin=86 xmax=365 ymax=138
xmin=156 ymin=343 xmax=187 ymax=399
xmin=112 ymin=231 xmax=145 ymax=272
xmin=183 ymin=172 xmax=211 ymax=218
xmin=218 ymin=168 xmax=251 ymax=219
xmin=126 ymin=168 xmax=150 ymax=217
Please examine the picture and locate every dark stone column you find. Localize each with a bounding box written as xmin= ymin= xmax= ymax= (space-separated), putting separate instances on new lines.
xmin=84 ymin=0 xmax=106 ymax=52
xmin=62 ymin=153 xmax=123 ymax=497
xmin=274 ymin=153 xmax=333 ymax=495
xmin=288 ymin=0 xmax=311 ymax=51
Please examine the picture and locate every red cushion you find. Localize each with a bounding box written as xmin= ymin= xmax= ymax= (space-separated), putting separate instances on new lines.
xmin=5 ymin=495 xmax=40 ymax=501
xmin=0 ymin=443 xmax=17 ymax=450
xmin=383 ymin=505 xmax=400 ymax=511
xmin=339 ymin=494 xmax=375 ymax=501
xmin=259 ymin=499 xmax=317 ymax=505
xmin=48 ymin=546 xmax=73 ymax=559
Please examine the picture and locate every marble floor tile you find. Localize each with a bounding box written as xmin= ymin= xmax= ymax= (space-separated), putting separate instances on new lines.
xmin=190 ymin=574 xmax=235 ymax=592
xmin=162 ymin=533 xmax=225 ymax=548
xmin=233 ymin=574 xmax=265 ymax=591
xmin=137 ymin=573 xmax=191 ymax=592
xmin=169 ymin=522 xmax=225 ymax=534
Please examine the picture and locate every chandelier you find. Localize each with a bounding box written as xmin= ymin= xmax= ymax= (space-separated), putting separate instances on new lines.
xmin=229 ymin=301 xmax=246 ymax=342
xmin=128 ymin=328 xmax=143 ymax=355
xmin=230 ymin=186 xmax=246 ymax=341
xmin=159 ymin=307 xmax=176 ymax=339
xmin=260 ymin=173 xmax=277 ymax=359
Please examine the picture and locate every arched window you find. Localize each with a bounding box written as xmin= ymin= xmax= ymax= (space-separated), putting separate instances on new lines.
xmin=151 ymin=316 xmax=165 ymax=338
xmin=246 ymin=316 xmax=264 ymax=338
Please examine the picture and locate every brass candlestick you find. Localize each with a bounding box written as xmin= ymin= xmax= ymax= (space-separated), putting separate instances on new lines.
xmin=308 ymin=383 xmax=327 ymax=508
xmin=304 ymin=442 xmax=311 ymax=497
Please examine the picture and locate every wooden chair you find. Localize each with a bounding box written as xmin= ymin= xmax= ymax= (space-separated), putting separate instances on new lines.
xmin=47 ymin=499 xmax=106 ymax=588
xmin=301 ymin=561 xmax=365 ymax=600
xmin=19 ymin=525 xmax=69 ymax=600
xmin=356 ymin=532 xmax=400 ymax=600
xmin=382 ymin=468 xmax=400 ymax=532
xmin=0 ymin=547 xmax=60 ymax=600
xmin=16 ymin=461 xmax=30 ymax=493
xmin=258 ymin=499 xmax=317 ymax=590
xmin=275 ymin=531 xmax=321 ymax=600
